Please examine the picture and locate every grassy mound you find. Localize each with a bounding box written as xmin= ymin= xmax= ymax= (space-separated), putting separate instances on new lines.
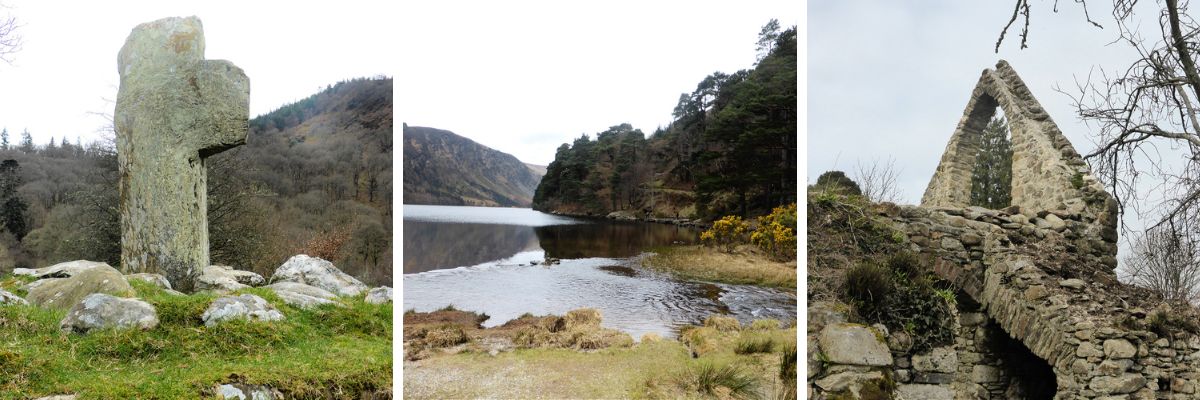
xmin=643 ymin=245 xmax=797 ymax=289
xmin=0 ymin=277 xmax=391 ymax=399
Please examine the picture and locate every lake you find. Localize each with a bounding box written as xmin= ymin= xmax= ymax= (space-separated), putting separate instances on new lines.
xmin=402 ymin=205 xmax=797 ymax=339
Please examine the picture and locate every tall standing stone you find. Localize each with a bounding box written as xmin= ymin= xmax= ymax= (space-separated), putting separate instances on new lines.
xmin=115 ymin=17 xmax=249 ymax=293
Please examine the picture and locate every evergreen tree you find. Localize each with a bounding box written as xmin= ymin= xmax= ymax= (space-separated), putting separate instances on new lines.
xmin=0 ymin=160 xmax=28 ymax=239
xmin=0 ymin=128 xmax=8 ymax=151
xmin=18 ymin=129 xmax=32 ymax=153
xmin=970 ymin=116 xmax=1013 ymax=209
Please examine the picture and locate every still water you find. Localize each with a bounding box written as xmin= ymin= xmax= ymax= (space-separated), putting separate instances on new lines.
xmin=402 ymin=205 xmax=796 ymax=339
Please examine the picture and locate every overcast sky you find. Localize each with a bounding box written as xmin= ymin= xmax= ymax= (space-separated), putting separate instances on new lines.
xmin=810 ymin=1 xmax=1198 ymax=263
xmin=399 ymin=1 xmax=799 ymax=166
xmin=0 ymin=0 xmax=393 ymax=147
xmin=809 ymin=1 xmax=1151 ymax=206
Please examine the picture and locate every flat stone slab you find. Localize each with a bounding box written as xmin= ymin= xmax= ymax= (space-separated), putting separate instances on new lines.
xmin=264 ymin=282 xmax=337 ymax=309
xmin=60 ymin=293 xmax=158 ymax=334
xmin=912 ymin=346 xmax=957 ymax=373
xmin=14 ymin=260 xmax=110 ymax=279
xmin=270 ymin=255 xmax=366 ymax=296
xmin=896 ymin=384 xmax=954 ymax=400
xmin=202 ymin=294 xmax=284 ymax=327
xmin=817 ymin=323 xmax=893 ymax=366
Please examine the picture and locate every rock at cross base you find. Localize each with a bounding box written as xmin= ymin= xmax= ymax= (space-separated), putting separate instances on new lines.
xmin=270 ymin=255 xmax=368 ymax=296
xmin=365 ymin=286 xmax=393 ymax=304
xmin=60 ymin=293 xmax=158 ymax=334
xmin=24 ymin=264 xmax=134 ymax=310
xmin=202 ymin=294 xmax=284 ymax=327
xmin=115 ymin=16 xmax=250 ymax=293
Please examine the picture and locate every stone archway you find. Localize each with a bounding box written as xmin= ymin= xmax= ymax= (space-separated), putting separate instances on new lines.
xmin=894 ymin=61 xmax=1186 ymax=399
xmin=920 ymin=61 xmax=1118 ymax=269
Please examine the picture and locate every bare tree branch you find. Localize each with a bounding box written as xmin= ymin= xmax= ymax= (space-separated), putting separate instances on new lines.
xmin=853 ymin=157 xmax=904 ymax=204
xmin=0 ymin=4 xmax=21 ymax=64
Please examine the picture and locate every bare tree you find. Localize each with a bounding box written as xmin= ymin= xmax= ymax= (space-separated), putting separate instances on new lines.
xmin=998 ymin=1 xmax=1200 ymax=234
xmin=854 ymin=157 xmax=904 ymax=204
xmin=0 ymin=3 xmax=21 ymax=64
xmin=1123 ymin=219 xmax=1200 ymax=305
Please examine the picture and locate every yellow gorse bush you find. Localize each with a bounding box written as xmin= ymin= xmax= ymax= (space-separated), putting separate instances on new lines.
xmin=750 ymin=203 xmax=797 ymax=260
xmin=701 ymin=215 xmax=748 ymax=252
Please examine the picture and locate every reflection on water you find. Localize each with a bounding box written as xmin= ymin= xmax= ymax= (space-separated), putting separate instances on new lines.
xmin=401 ymin=205 xmax=796 ymax=338
xmin=404 ymin=204 xmax=580 ymax=226
xmin=403 ymin=221 xmax=538 ymax=274
xmin=403 ymin=205 xmax=698 ymax=273
xmin=536 ymin=222 xmax=698 ymax=259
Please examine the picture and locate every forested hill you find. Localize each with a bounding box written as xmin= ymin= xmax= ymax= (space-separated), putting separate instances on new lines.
xmin=402 ymin=125 xmax=544 ymax=207
xmin=0 ymin=77 xmax=393 ymax=286
xmin=533 ymin=22 xmax=797 ymax=220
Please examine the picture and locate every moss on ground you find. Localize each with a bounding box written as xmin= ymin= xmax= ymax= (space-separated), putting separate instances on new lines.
xmin=0 ymin=276 xmax=391 ymax=399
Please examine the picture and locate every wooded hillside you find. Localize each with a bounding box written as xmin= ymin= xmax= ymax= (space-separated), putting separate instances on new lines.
xmin=533 ymin=21 xmax=797 ymax=219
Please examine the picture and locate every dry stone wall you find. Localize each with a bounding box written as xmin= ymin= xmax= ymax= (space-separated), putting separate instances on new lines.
xmin=894 ymin=204 xmax=1200 ymax=399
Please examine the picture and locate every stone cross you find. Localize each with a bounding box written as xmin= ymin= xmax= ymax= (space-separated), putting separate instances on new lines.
xmin=115 ymin=16 xmax=249 ymax=293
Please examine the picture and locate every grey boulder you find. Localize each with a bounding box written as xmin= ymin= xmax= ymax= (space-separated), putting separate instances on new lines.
xmin=127 ymin=273 xmax=173 ymax=290
xmin=817 ymin=323 xmax=893 ymax=366
xmin=60 ymin=293 xmax=158 ymax=334
xmin=365 ymin=286 xmax=392 ymax=304
xmin=195 ymin=265 xmax=264 ymax=293
xmin=24 ymin=264 xmax=134 ymax=310
xmin=202 ymin=294 xmax=284 ymax=327
xmin=270 ymin=255 xmax=366 ymax=296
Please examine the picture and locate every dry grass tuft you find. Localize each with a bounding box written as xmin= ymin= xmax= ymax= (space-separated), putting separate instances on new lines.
xmin=424 ymin=324 xmax=469 ymax=348
xmin=733 ymin=333 xmax=775 ymax=354
xmin=640 ymin=333 xmax=662 ymax=343
xmin=680 ymin=326 xmax=721 ymax=357
xmin=704 ymin=315 xmax=742 ymax=332
xmin=748 ymin=319 xmax=782 ymax=331
xmin=564 ymin=308 xmax=602 ymax=330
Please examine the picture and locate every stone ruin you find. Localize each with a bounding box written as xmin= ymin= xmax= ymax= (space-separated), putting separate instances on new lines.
xmin=114 ymin=16 xmax=249 ymax=293
xmin=810 ymin=61 xmax=1200 ymax=399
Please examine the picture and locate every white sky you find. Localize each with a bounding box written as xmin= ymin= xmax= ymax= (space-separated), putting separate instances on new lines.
xmin=810 ymin=1 xmax=1190 ymax=264
xmin=809 ymin=1 xmax=1157 ymax=206
xmin=0 ymin=0 xmax=394 ymax=147
xmin=398 ymin=0 xmax=800 ymax=166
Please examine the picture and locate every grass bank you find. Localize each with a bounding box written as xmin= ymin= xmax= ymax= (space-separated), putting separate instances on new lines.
xmin=642 ymin=244 xmax=797 ymax=290
xmin=0 ymin=275 xmax=392 ymax=399
xmin=403 ymin=308 xmax=797 ymax=399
